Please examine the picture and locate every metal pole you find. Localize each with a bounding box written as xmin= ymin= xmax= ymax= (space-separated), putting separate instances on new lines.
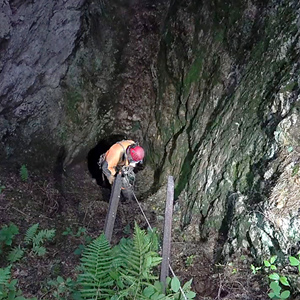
xmin=104 ymin=173 xmax=122 ymax=243
xmin=160 ymin=176 xmax=174 ymax=291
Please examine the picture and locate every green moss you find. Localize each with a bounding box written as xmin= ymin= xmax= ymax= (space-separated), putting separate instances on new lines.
xmin=175 ymin=150 xmax=193 ymax=198
xmin=164 ymin=30 xmax=174 ymax=46
xmin=57 ymin=126 xmax=68 ymax=142
xmin=231 ymin=162 xmax=239 ymax=181
xmin=214 ymin=28 xmax=225 ymax=43
xmin=131 ymin=121 xmax=141 ymax=132
xmin=183 ymin=53 xmax=204 ymax=97
xmin=65 ymin=90 xmax=83 ymax=124
xmin=251 ymin=40 xmax=268 ymax=61
xmin=281 ymin=81 xmax=298 ymax=92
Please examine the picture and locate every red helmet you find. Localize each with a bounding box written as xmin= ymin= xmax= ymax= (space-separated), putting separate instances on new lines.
xmin=129 ymin=145 xmax=145 ymax=162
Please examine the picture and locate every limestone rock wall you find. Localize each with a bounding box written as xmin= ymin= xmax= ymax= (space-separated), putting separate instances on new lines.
xmin=0 ymin=0 xmax=168 ymax=172
xmin=153 ymin=0 xmax=300 ymax=260
xmin=1 ymin=0 xmax=300 ymax=260
xmin=0 ymin=0 xmax=85 ymax=167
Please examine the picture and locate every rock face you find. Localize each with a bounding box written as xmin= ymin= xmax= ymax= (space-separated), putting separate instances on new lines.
xmin=0 ymin=0 xmax=168 ymax=169
xmin=1 ymin=0 xmax=300 ymax=261
xmin=0 ymin=0 xmax=85 ymax=168
xmin=154 ymin=0 xmax=300 ymax=261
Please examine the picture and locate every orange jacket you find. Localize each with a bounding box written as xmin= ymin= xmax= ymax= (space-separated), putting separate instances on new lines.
xmin=102 ymin=140 xmax=135 ymax=184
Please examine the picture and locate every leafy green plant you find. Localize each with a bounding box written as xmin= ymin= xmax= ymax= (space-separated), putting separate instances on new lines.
xmin=20 ymin=165 xmax=28 ymax=182
xmin=268 ymin=273 xmax=290 ymax=299
xmin=264 ymin=256 xmax=278 ymax=271
xmin=8 ymin=246 xmax=25 ymax=263
xmin=264 ymin=256 xmax=290 ymax=299
xmin=0 ymin=223 xmax=55 ymax=263
xmin=77 ymin=223 xmax=196 ymax=299
xmin=116 ymin=224 xmax=163 ymax=299
xmin=78 ymin=233 xmax=115 ymax=299
xmin=289 ymin=255 xmax=300 ymax=273
xmin=0 ymin=223 xmax=19 ymax=254
xmin=62 ymin=226 xmax=92 ymax=255
xmin=0 ymin=223 xmax=57 ymax=299
xmin=251 ymin=264 xmax=261 ymax=274
xmin=47 ymin=276 xmax=78 ymax=300
xmin=74 ymin=244 xmax=85 ymax=256
xmin=62 ymin=227 xmax=73 ymax=236
xmin=63 ymin=226 xmax=86 ymax=238
xmin=24 ymin=223 xmax=55 ymax=256
xmin=0 ymin=266 xmax=37 ymax=300
xmin=228 ymin=262 xmax=238 ymax=274
xmin=185 ymin=255 xmax=195 ymax=267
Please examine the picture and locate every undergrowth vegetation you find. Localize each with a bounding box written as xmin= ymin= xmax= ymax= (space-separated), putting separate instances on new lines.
xmin=0 ymin=222 xmax=196 ymax=300
xmin=251 ymin=254 xmax=300 ymax=299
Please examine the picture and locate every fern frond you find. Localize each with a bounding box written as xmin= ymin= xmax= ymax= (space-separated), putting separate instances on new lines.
xmin=77 ymin=225 xmax=166 ymax=300
xmin=79 ymin=234 xmax=115 ymax=299
xmin=8 ymin=246 xmax=24 ymax=263
xmin=117 ymin=223 xmax=161 ymax=299
xmin=24 ymin=223 xmax=39 ymax=245
xmin=147 ymin=227 xmax=160 ymax=252
xmin=32 ymin=229 xmax=55 ymax=246
xmin=33 ymin=245 xmax=46 ymax=256
xmin=0 ymin=266 xmax=11 ymax=285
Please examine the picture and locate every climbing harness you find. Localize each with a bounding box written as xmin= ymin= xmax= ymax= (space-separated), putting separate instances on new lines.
xmin=121 ymin=166 xmax=135 ymax=187
xmin=117 ymin=141 xmax=127 ymax=162
xmin=97 ymin=153 xmax=105 ymax=169
xmin=97 ymin=153 xmax=107 ymax=182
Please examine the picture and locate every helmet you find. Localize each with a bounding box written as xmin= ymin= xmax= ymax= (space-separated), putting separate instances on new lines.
xmin=129 ymin=145 xmax=145 ymax=162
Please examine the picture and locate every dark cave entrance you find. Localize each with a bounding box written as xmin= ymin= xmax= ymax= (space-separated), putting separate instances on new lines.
xmin=87 ymin=134 xmax=126 ymax=188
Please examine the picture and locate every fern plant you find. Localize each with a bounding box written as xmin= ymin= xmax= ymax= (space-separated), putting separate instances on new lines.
xmin=24 ymin=223 xmax=39 ymax=245
xmin=0 ymin=266 xmax=11 ymax=286
xmin=8 ymin=246 xmax=24 ymax=263
xmin=25 ymin=223 xmax=55 ymax=256
xmin=78 ymin=234 xmax=116 ymax=299
xmin=77 ymin=223 xmax=196 ymax=300
xmin=116 ymin=224 xmax=162 ymax=299
xmin=0 ymin=223 xmax=19 ymax=248
xmin=3 ymin=223 xmax=55 ymax=263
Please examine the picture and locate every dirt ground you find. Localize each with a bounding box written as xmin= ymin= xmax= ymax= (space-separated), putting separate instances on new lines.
xmin=0 ymin=161 xmax=269 ymax=299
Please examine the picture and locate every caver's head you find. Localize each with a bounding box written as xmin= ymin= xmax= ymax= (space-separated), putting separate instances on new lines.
xmin=127 ymin=145 xmax=145 ymax=167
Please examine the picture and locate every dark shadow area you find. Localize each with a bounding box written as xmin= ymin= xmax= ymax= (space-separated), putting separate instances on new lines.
xmin=87 ymin=134 xmax=126 ymax=188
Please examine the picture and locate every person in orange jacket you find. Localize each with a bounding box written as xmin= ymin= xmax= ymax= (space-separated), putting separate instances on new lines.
xmin=99 ymin=140 xmax=145 ymax=185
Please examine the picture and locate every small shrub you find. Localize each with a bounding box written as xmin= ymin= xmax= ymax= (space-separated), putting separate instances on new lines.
xmin=252 ymin=256 xmax=291 ymax=299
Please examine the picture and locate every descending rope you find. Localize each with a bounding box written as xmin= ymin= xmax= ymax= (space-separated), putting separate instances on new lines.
xmin=132 ymin=190 xmax=153 ymax=231
xmin=124 ymin=176 xmax=188 ymax=300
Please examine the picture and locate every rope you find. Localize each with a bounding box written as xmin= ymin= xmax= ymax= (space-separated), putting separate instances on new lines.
xmin=124 ymin=176 xmax=188 ymax=300
xmin=132 ymin=191 xmax=153 ymax=231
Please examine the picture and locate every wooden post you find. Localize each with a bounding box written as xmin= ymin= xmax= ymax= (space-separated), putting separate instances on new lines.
xmin=104 ymin=173 xmax=122 ymax=243
xmin=160 ymin=176 xmax=174 ymax=291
